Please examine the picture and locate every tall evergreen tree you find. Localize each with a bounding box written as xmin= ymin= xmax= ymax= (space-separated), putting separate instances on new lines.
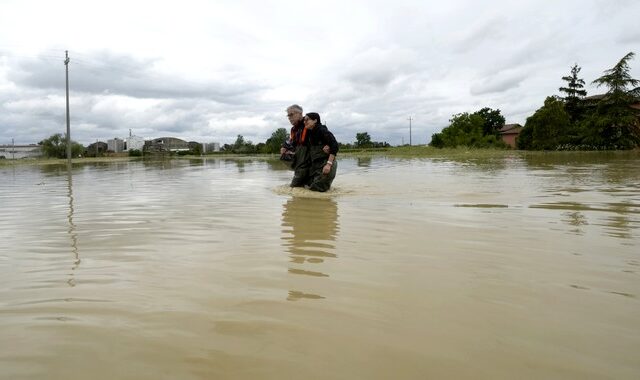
xmin=588 ymin=52 xmax=640 ymax=148
xmin=559 ymin=64 xmax=587 ymax=120
xmin=592 ymin=52 xmax=639 ymax=98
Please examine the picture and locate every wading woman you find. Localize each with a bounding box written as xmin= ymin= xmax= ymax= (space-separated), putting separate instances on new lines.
xmin=290 ymin=112 xmax=338 ymax=192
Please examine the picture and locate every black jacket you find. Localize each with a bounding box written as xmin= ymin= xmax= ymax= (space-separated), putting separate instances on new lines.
xmin=304 ymin=124 xmax=339 ymax=155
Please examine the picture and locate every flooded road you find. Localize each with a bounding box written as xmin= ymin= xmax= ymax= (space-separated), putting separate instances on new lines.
xmin=1 ymin=153 xmax=639 ymax=379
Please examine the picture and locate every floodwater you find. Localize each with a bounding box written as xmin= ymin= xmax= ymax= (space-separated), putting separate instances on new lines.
xmin=0 ymin=153 xmax=639 ymax=379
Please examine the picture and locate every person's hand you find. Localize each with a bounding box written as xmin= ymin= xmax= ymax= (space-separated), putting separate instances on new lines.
xmin=323 ymin=145 xmax=330 ymax=154
xmin=322 ymin=163 xmax=332 ymax=175
xmin=280 ymin=147 xmax=287 ymax=154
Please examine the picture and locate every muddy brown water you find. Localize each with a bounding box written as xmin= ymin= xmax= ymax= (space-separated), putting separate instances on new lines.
xmin=1 ymin=153 xmax=639 ymax=379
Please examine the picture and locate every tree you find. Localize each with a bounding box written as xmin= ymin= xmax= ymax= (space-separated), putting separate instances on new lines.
xmin=515 ymin=124 xmax=533 ymax=150
xmin=475 ymin=107 xmax=505 ymax=136
xmin=355 ymin=132 xmax=372 ymax=148
xmin=592 ymin=52 xmax=639 ymax=98
xmin=188 ymin=141 xmax=203 ymax=155
xmin=429 ymin=132 xmax=445 ymax=148
xmin=432 ymin=112 xmax=485 ymax=148
xmin=231 ymin=134 xmax=256 ymax=154
xmin=520 ymin=96 xmax=572 ymax=150
xmin=38 ymin=133 xmax=84 ymax=158
xmin=588 ymin=52 xmax=640 ymax=148
xmin=233 ymin=135 xmax=246 ymax=150
xmin=264 ymin=128 xmax=288 ymax=153
xmin=559 ymin=64 xmax=587 ymax=121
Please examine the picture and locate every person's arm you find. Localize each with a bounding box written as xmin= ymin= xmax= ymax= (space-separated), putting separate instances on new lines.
xmin=321 ymin=126 xmax=338 ymax=175
xmin=320 ymin=126 xmax=339 ymax=155
xmin=322 ymin=153 xmax=335 ymax=175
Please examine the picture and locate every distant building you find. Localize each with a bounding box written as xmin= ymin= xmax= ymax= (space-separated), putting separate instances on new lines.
xmin=124 ymin=129 xmax=145 ymax=152
xmin=85 ymin=141 xmax=108 ymax=157
xmin=144 ymin=137 xmax=190 ymax=153
xmin=499 ymin=124 xmax=523 ymax=149
xmin=203 ymin=142 xmax=221 ymax=153
xmin=125 ymin=135 xmax=145 ymax=151
xmin=107 ymin=138 xmax=125 ymax=153
xmin=0 ymin=144 xmax=42 ymax=159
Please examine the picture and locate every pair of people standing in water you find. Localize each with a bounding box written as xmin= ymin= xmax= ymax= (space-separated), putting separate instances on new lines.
xmin=281 ymin=104 xmax=338 ymax=192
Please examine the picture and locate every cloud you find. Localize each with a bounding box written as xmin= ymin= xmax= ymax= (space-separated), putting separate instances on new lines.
xmin=4 ymin=51 xmax=267 ymax=103
xmin=470 ymin=71 xmax=527 ymax=95
xmin=451 ymin=15 xmax=507 ymax=54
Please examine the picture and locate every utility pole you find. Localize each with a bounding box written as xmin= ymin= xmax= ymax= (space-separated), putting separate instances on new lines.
xmin=407 ymin=116 xmax=413 ymax=146
xmin=65 ymin=50 xmax=71 ymax=163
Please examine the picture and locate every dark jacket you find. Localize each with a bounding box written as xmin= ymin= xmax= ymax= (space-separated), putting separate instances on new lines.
xmin=303 ymin=124 xmax=339 ymax=155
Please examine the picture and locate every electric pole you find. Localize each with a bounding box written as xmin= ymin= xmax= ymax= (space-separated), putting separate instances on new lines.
xmin=407 ymin=116 xmax=413 ymax=146
xmin=65 ymin=50 xmax=71 ymax=163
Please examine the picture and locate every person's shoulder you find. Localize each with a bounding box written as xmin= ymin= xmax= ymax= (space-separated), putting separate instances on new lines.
xmin=320 ymin=124 xmax=335 ymax=135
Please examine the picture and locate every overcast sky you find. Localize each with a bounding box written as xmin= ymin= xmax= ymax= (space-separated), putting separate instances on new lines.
xmin=1 ymin=0 xmax=639 ymax=146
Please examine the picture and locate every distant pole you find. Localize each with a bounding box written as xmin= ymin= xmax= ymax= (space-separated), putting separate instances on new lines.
xmin=407 ymin=117 xmax=413 ymax=146
xmin=65 ymin=50 xmax=71 ymax=163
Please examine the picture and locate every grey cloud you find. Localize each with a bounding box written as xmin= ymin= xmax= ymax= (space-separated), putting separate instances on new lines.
xmin=340 ymin=47 xmax=420 ymax=89
xmin=5 ymin=52 xmax=266 ymax=104
xmin=470 ymin=71 xmax=527 ymax=95
xmin=451 ymin=15 xmax=506 ymax=54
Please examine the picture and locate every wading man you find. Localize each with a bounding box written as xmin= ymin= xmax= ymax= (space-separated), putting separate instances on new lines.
xmin=281 ymin=104 xmax=305 ymax=162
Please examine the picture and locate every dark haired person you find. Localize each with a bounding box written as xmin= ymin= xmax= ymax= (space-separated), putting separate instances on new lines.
xmin=290 ymin=112 xmax=338 ymax=192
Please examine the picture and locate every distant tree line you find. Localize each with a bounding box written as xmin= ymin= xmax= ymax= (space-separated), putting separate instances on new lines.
xmin=429 ymin=107 xmax=508 ymax=149
xmin=221 ymin=129 xmax=390 ymax=154
xmin=429 ymin=51 xmax=640 ymax=150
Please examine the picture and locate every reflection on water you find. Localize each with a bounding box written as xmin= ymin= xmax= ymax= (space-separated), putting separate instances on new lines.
xmin=530 ymin=201 xmax=639 ymax=239
xmin=281 ymin=197 xmax=338 ymax=300
xmin=562 ymin=211 xmax=589 ymax=236
xmin=66 ymin=164 xmax=80 ymax=287
xmin=265 ymin=158 xmax=292 ymax=172
xmin=356 ymin=157 xmax=372 ymax=167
